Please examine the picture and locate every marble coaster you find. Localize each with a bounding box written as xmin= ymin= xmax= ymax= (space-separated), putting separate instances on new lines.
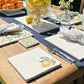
xmin=18 ymin=37 xmax=39 ymax=48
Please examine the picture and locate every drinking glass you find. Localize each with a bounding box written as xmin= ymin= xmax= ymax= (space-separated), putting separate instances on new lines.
xmin=60 ymin=10 xmax=71 ymax=29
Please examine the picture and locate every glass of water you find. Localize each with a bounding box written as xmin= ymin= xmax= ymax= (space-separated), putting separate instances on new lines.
xmin=60 ymin=10 xmax=71 ymax=29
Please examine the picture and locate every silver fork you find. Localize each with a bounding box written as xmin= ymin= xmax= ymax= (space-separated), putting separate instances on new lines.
xmin=46 ymin=44 xmax=75 ymax=64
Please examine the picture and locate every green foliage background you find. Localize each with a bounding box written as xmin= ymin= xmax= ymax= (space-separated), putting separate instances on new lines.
xmin=51 ymin=0 xmax=81 ymax=12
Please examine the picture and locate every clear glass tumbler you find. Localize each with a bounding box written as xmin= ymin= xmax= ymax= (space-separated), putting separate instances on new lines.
xmin=60 ymin=10 xmax=71 ymax=29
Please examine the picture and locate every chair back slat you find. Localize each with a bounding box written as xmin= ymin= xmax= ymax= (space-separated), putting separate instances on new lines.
xmin=79 ymin=0 xmax=84 ymax=14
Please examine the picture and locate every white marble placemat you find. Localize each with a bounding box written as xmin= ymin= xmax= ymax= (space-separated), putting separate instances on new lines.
xmin=0 ymin=29 xmax=33 ymax=47
xmin=8 ymin=47 xmax=61 ymax=82
xmin=15 ymin=16 xmax=59 ymax=33
xmin=50 ymin=12 xmax=82 ymax=25
xmin=45 ymin=34 xmax=84 ymax=61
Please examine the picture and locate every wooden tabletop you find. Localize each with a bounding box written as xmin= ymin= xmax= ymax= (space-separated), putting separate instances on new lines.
xmin=0 ymin=6 xmax=84 ymax=84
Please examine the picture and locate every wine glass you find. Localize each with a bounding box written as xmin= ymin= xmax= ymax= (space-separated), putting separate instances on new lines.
xmin=26 ymin=0 xmax=51 ymax=28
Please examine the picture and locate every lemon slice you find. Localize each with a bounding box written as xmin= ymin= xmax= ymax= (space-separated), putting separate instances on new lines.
xmin=33 ymin=0 xmax=43 ymax=6
xmin=33 ymin=18 xmax=40 ymax=21
xmin=28 ymin=0 xmax=33 ymax=4
xmin=43 ymin=0 xmax=51 ymax=4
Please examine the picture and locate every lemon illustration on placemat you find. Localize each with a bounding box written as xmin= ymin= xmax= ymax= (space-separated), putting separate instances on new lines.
xmin=39 ymin=57 xmax=56 ymax=68
xmin=71 ymin=15 xmax=82 ymax=22
xmin=21 ymin=33 xmax=28 ymax=37
xmin=1 ymin=38 xmax=9 ymax=43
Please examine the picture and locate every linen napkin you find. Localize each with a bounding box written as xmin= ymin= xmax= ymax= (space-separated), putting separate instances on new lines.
xmin=0 ymin=23 xmax=24 ymax=34
xmin=59 ymin=27 xmax=84 ymax=45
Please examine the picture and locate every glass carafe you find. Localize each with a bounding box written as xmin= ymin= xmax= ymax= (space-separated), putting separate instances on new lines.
xmin=26 ymin=0 xmax=51 ymax=27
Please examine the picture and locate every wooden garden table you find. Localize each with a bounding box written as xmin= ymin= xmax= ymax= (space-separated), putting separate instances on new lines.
xmin=0 ymin=6 xmax=84 ymax=84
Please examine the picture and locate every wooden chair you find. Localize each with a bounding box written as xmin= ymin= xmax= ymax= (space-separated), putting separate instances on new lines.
xmin=79 ymin=0 xmax=84 ymax=13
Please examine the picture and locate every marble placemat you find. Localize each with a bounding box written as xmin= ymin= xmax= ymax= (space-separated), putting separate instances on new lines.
xmin=15 ymin=16 xmax=59 ymax=33
xmin=50 ymin=12 xmax=82 ymax=25
xmin=45 ymin=34 xmax=84 ymax=61
xmin=0 ymin=29 xmax=33 ymax=47
xmin=8 ymin=47 xmax=61 ymax=82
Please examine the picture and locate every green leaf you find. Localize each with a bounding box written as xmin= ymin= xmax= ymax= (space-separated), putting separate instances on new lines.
xmin=39 ymin=60 xmax=44 ymax=63
xmin=40 ymin=57 xmax=49 ymax=61
xmin=51 ymin=59 xmax=56 ymax=65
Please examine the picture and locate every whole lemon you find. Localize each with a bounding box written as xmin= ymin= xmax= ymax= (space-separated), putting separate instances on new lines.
xmin=25 ymin=16 xmax=33 ymax=23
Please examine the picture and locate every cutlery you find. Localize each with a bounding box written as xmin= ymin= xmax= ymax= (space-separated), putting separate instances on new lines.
xmin=46 ymin=44 xmax=75 ymax=64
xmin=44 ymin=17 xmax=61 ymax=24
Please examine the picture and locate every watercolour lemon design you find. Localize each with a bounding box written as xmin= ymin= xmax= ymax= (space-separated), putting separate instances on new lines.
xmin=21 ymin=33 xmax=27 ymax=37
xmin=39 ymin=57 xmax=56 ymax=68
xmin=14 ymin=35 xmax=19 ymax=38
xmin=42 ymin=60 xmax=51 ymax=67
xmin=1 ymin=38 xmax=9 ymax=43
xmin=71 ymin=15 xmax=82 ymax=22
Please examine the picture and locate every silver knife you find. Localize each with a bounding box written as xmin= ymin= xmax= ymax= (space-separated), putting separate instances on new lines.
xmin=47 ymin=44 xmax=75 ymax=63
